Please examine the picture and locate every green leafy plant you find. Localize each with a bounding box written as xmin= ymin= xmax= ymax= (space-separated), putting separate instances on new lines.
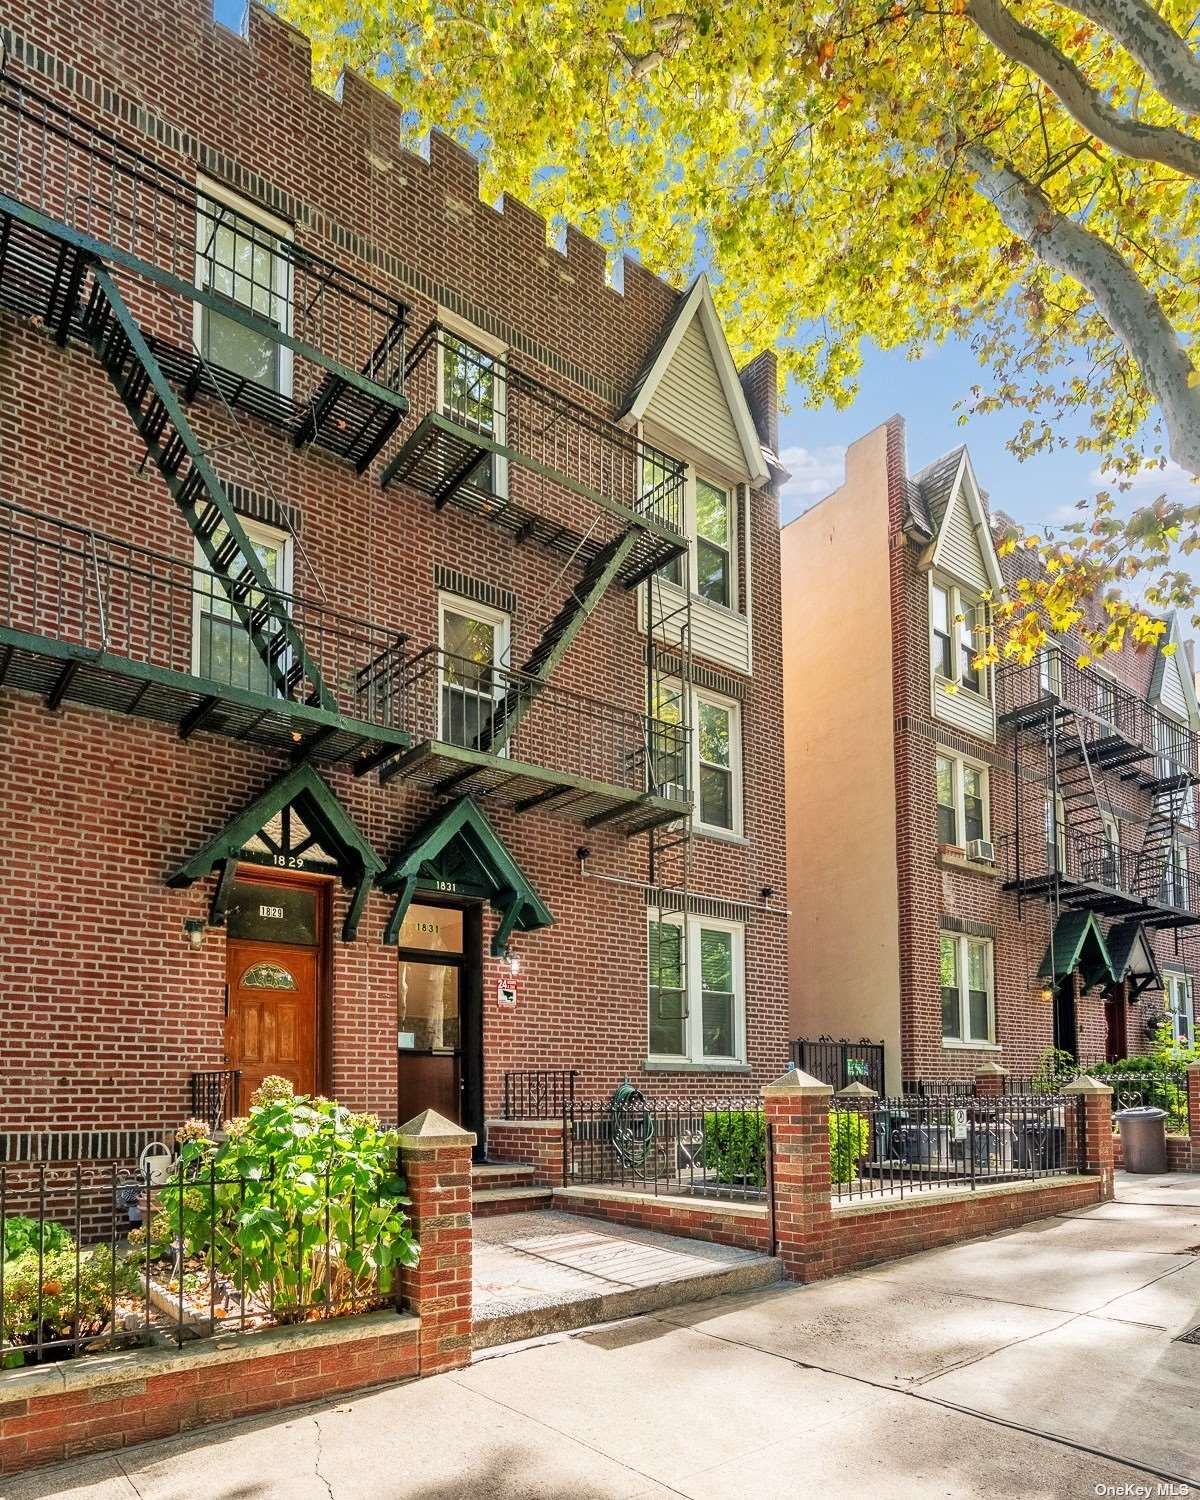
xmin=156 ymin=1077 xmax=418 ymax=1323
xmin=1093 ymin=1052 xmax=1188 ymax=1133
xmin=1031 ymin=1048 xmax=1078 ymax=1095
xmin=702 ymin=1110 xmax=766 ymax=1188
xmin=2 ymin=1246 xmax=139 ymax=1361
xmin=2 ymin=1216 xmax=74 ymax=1263
xmin=829 ymin=1111 xmax=871 ymax=1186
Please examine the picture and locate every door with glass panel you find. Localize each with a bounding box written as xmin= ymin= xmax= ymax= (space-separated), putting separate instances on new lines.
xmin=396 ymin=903 xmax=481 ymax=1133
xmin=196 ymin=189 xmax=292 ymax=393
xmin=194 ymin=520 xmax=291 ymax=695
xmin=440 ymin=335 xmax=505 ymax=496
xmin=439 ymin=601 xmax=508 ymax=750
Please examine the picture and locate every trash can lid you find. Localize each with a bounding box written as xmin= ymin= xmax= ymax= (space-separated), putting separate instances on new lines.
xmin=1113 ymin=1106 xmax=1168 ymax=1119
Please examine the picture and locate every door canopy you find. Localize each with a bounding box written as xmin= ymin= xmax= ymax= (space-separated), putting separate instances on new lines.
xmin=1038 ymin=910 xmax=1115 ymax=992
xmin=380 ymin=797 xmax=554 ymax=956
xmin=1105 ymin=921 xmax=1163 ymax=999
xmin=168 ymin=764 xmax=383 ymax=941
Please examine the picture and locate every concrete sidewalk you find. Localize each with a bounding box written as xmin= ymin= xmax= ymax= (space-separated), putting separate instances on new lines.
xmin=6 ymin=1171 xmax=1199 ymax=1499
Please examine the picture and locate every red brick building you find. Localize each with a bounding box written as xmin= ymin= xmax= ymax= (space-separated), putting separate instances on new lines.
xmin=783 ymin=417 xmax=1200 ymax=1091
xmin=0 ymin=1 xmax=790 ymax=1166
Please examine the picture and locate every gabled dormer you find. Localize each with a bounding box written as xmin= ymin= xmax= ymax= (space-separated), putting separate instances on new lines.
xmin=1150 ymin=613 xmax=1200 ymax=731
xmin=626 ymin=274 xmax=769 ymax=675
xmin=915 ymin=447 xmax=1003 ymax=743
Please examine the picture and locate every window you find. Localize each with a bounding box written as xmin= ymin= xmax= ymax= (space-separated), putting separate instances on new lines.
xmin=940 ymin=932 xmax=994 ymax=1044
xmin=647 ymin=915 xmax=745 ymax=1063
xmin=1162 ymin=840 xmax=1191 ymax=909
xmin=1165 ymin=971 xmax=1194 ymax=1047
xmin=1101 ymin=812 xmax=1121 ymax=888
xmin=654 ymin=469 xmax=736 ymax=610
xmin=696 ymin=693 xmax=740 ymax=833
xmin=931 ymin=578 xmax=987 ymax=698
xmin=438 ymin=596 xmax=510 ymax=750
xmin=439 ymin=332 xmax=506 ymax=497
xmin=935 ymin=754 xmax=989 ymax=848
xmin=1094 ymin=670 xmax=1118 ymax=725
xmin=643 ymin=451 xmax=685 ymax=587
xmin=193 ymin=516 xmax=291 ymax=694
xmin=1045 ymin=791 xmax=1067 ymax=875
xmin=195 ymin=181 xmax=292 ymax=394
xmin=649 ymin=677 xmax=688 ymax=799
xmin=1039 ymin=647 xmax=1062 ymax=698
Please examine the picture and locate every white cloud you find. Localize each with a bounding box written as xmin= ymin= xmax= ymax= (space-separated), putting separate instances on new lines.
xmin=778 ymin=444 xmax=847 ymax=518
xmin=1088 ymin=458 xmax=1198 ymax=501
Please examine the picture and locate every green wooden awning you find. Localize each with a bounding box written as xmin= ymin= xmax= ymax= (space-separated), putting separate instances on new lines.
xmin=1037 ymin=910 xmax=1116 ymax=991
xmin=167 ymin=764 xmax=383 ymax=941
xmin=1105 ymin=920 xmax=1163 ymax=998
xmin=380 ymin=797 xmax=554 ymax=956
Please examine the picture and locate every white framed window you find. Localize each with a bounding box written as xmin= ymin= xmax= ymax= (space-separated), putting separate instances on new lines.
xmin=935 ymin=753 xmax=989 ymax=848
xmin=1101 ymin=811 xmax=1122 ymax=888
xmin=194 ymin=177 xmax=293 ymax=396
xmin=1162 ymin=839 xmax=1191 ymax=910
xmin=192 ymin=515 xmax=291 ymax=695
xmin=940 ymin=932 xmax=994 ymax=1045
xmin=931 ymin=577 xmax=986 ymax=698
xmin=1045 ymin=790 xmax=1067 ymax=875
xmin=649 ymin=677 xmax=688 ymax=800
xmin=436 ymin=317 xmax=507 ymax=500
xmin=1164 ymin=970 xmax=1194 ymax=1047
xmin=653 ymin=468 xmax=737 ymax=610
xmin=1093 ymin=668 xmax=1118 ymax=725
xmin=1039 ymin=646 xmax=1062 ymax=698
xmin=647 ymin=914 xmax=745 ymax=1064
xmin=437 ymin=594 xmax=511 ymax=750
xmin=695 ymin=691 xmax=741 ymax=835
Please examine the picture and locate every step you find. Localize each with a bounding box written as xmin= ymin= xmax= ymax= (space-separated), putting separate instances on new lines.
xmin=472 ymin=1162 xmax=538 ymax=1191
xmin=472 ymin=1185 xmax=554 ymax=1217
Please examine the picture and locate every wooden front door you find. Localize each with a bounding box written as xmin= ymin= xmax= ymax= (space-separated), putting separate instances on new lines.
xmin=1104 ymin=996 xmax=1128 ymax=1063
xmin=225 ymin=940 xmax=319 ymax=1105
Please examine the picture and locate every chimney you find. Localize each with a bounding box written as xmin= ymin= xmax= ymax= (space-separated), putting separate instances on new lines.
xmin=739 ymin=350 xmax=778 ymax=455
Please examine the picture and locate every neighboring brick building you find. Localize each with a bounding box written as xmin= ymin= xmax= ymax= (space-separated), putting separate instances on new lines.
xmin=0 ymin=0 xmax=790 ymax=1165
xmin=783 ymin=417 xmax=1200 ymax=1092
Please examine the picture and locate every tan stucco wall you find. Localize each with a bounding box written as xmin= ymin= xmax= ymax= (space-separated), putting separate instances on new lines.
xmin=781 ymin=424 xmax=902 ymax=1089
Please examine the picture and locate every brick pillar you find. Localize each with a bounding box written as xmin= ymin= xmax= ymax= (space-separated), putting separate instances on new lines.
xmin=1063 ymin=1075 xmax=1115 ymax=1201
xmin=1188 ymin=1063 xmax=1200 ymax=1172
xmin=763 ymin=1067 xmax=834 ymax=1283
xmin=974 ymin=1062 xmax=1008 ymax=1098
xmin=396 ymin=1108 xmax=475 ymax=1374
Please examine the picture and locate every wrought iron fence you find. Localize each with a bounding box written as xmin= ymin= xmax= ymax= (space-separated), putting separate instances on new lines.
xmin=394 ymin=642 xmax=689 ymax=800
xmin=0 ymin=1156 xmax=406 ymax=1365
xmin=566 ymin=1095 xmax=767 ymax=1202
xmin=828 ymin=1092 xmax=1082 ymax=1202
xmin=188 ymin=1071 xmax=241 ymax=1134
xmin=901 ymin=1078 xmax=978 ymax=1098
xmin=0 ymin=497 xmax=408 ymax=731
xmin=502 ymin=1070 xmax=578 ymax=1121
xmin=0 ymin=70 xmax=408 ymax=408
xmin=1094 ymin=1070 xmax=1189 ymax=1134
xmin=792 ymin=1037 xmax=885 ymax=1094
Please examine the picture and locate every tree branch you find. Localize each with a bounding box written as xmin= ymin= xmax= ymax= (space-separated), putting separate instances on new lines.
xmin=1057 ymin=0 xmax=1200 ymax=117
xmin=966 ymin=0 xmax=1200 ymax=176
xmin=965 ymin=142 xmax=1200 ymax=474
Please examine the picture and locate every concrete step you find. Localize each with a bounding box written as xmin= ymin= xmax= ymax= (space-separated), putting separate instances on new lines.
xmin=473 ymin=1253 xmax=782 ymax=1350
xmin=472 ymin=1185 xmax=554 ymax=1217
xmin=472 ymin=1162 xmax=538 ymax=1191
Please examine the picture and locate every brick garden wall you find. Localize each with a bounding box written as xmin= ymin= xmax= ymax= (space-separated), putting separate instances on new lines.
xmin=0 ymin=0 xmax=789 ymax=1148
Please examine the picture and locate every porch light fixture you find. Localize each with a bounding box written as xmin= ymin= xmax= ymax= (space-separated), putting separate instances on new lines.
xmin=1038 ymin=981 xmax=1054 ymax=1003
xmin=507 ymin=952 xmax=521 ymax=976
xmin=183 ymin=917 xmax=206 ymax=950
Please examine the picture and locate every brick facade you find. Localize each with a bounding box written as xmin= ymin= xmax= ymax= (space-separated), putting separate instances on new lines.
xmin=0 ymin=1 xmax=789 ymax=1153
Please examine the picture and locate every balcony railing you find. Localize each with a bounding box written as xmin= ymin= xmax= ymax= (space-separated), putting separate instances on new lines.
xmin=384 ymin=323 xmax=688 ymax=584
xmin=0 ymin=497 xmax=409 ymax=761
xmin=1004 ymin=821 xmax=1200 ymax=923
xmin=386 ymin=643 xmax=689 ymax=809
xmin=997 ymin=656 xmax=1200 ymax=783
xmin=0 ymin=69 xmax=409 ymax=465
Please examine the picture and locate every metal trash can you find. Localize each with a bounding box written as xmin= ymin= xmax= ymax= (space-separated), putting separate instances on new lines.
xmin=1114 ymin=1106 xmax=1168 ymax=1173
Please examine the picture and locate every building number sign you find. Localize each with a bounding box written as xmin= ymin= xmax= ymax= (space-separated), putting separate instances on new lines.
xmin=259 ymin=904 xmax=285 ymax=921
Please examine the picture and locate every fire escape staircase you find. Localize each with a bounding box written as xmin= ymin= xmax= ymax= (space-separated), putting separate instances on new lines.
xmin=1056 ymin=716 xmax=1117 ymax=891
xmin=82 ymin=264 xmax=332 ymax=712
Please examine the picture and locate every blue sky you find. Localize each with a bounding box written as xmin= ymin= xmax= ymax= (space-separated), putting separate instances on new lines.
xmin=775 ymin=335 xmax=1193 ymax=533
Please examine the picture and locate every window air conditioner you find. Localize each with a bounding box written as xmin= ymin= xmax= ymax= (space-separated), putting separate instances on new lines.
xmin=967 ymin=838 xmax=996 ymax=863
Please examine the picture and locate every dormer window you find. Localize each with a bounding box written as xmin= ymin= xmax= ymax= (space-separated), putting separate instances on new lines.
xmin=931 ymin=577 xmax=987 ymax=700
xmin=695 ymin=477 xmax=732 ymax=607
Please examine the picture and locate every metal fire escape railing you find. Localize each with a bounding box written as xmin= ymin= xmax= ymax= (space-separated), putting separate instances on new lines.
xmin=999 ymin=655 xmax=1200 ymax=930
xmin=0 ymin=66 xmax=410 ymax=468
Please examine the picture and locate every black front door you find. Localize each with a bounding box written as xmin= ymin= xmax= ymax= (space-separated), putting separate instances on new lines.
xmin=395 ymin=901 xmax=483 ymax=1150
xmin=1053 ymin=978 xmax=1079 ymax=1059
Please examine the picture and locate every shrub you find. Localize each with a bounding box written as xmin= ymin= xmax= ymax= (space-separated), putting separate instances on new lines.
xmin=1032 ymin=1048 xmax=1078 ymax=1094
xmin=2 ymin=1246 xmax=139 ymax=1361
xmin=829 ymin=1111 xmax=871 ymax=1185
xmin=2 ymin=1216 xmax=74 ymax=1263
xmin=702 ymin=1110 xmax=766 ymax=1187
xmin=157 ymin=1077 xmax=418 ymax=1322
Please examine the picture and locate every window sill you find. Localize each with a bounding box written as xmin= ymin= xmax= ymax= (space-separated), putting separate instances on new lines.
xmin=941 ymin=1039 xmax=1002 ymax=1052
xmin=643 ymin=1058 xmax=753 ymax=1073
xmin=695 ymin=826 xmax=750 ymax=846
xmin=937 ymin=847 xmax=999 ymax=879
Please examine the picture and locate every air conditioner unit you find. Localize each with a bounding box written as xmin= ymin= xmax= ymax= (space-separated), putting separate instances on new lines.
xmin=967 ymin=838 xmax=996 ymax=863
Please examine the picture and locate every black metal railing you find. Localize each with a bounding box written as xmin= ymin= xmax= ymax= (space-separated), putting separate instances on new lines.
xmin=792 ymin=1037 xmax=885 ymax=1094
xmin=0 ymin=71 xmax=408 ymax=409
xmin=901 ymin=1078 xmax=978 ymax=1098
xmin=997 ymin=656 xmax=1200 ymax=781
xmin=1002 ymin=818 xmax=1200 ymax=918
xmin=828 ymin=1092 xmax=1082 ymax=1202
xmin=404 ymin=323 xmax=686 ymax=535
xmin=0 ymin=498 xmax=408 ymax=731
xmin=0 ymin=1156 xmax=405 ymax=1364
xmin=1093 ymin=1069 xmax=1189 ymax=1133
xmin=188 ymin=1070 xmax=241 ymax=1134
xmin=566 ymin=1097 xmax=767 ymax=1203
xmin=395 ymin=643 xmax=690 ymax=802
xmin=502 ymin=1070 xmax=578 ymax=1120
